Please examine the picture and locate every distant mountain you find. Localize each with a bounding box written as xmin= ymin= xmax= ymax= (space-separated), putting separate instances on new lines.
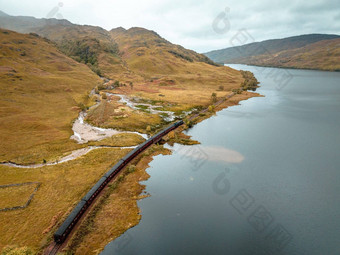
xmin=204 ymin=34 xmax=340 ymax=71
xmin=0 ymin=13 xmax=72 ymax=33
xmin=0 ymin=10 xmax=10 ymax=17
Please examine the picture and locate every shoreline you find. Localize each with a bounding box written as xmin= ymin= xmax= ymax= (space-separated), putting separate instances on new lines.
xmin=64 ymin=90 xmax=262 ymax=254
xmin=0 ymin=72 xmax=261 ymax=254
xmin=224 ymin=62 xmax=340 ymax=73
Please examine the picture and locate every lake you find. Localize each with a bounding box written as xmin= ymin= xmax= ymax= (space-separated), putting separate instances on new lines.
xmin=101 ymin=65 xmax=340 ymax=255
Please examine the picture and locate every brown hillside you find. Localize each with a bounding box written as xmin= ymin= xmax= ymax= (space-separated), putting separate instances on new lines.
xmin=109 ymin=27 xmax=244 ymax=107
xmin=0 ymin=29 xmax=102 ymax=163
xmin=242 ymin=38 xmax=340 ymax=71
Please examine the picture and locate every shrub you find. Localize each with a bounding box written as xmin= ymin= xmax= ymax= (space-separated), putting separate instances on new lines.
xmin=211 ymin=92 xmax=217 ymax=103
xmin=29 ymin=33 xmax=39 ymax=37
xmin=185 ymin=120 xmax=194 ymax=128
xmin=128 ymin=165 xmax=136 ymax=173
xmin=77 ymin=102 xmax=87 ymax=111
xmin=1 ymin=246 xmax=34 ymax=255
xmin=168 ymin=50 xmax=193 ymax=62
xmin=97 ymin=84 xmax=106 ymax=91
xmin=208 ymin=105 xmax=215 ymax=112
xmin=240 ymin=70 xmax=259 ymax=90
xmin=88 ymin=64 xmax=101 ymax=76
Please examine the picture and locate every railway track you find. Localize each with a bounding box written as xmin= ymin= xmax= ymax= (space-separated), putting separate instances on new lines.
xmin=188 ymin=92 xmax=236 ymax=121
xmin=44 ymin=92 xmax=238 ymax=254
xmin=44 ymin=242 xmax=61 ymax=255
xmin=44 ymin=121 xmax=183 ymax=254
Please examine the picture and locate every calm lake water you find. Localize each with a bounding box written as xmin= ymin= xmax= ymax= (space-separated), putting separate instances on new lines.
xmin=102 ymin=65 xmax=340 ymax=255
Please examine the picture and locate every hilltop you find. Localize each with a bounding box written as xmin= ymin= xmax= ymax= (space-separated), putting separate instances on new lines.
xmin=205 ymin=34 xmax=340 ymax=71
xmin=0 ymin=11 xmax=122 ymax=76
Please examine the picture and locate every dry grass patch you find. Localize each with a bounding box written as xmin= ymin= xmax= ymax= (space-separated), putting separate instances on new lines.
xmin=86 ymin=100 xmax=162 ymax=133
xmin=89 ymin=133 xmax=145 ymax=147
xmin=0 ymin=183 xmax=38 ymax=210
xmin=0 ymin=147 xmax=131 ymax=252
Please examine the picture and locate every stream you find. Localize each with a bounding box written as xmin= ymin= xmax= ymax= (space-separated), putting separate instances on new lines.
xmin=0 ymin=146 xmax=136 ymax=169
xmin=2 ymin=90 xmax=189 ymax=169
xmin=108 ymin=93 xmax=176 ymax=122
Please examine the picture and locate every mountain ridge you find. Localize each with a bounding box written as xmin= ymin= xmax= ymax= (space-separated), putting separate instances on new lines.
xmin=0 ymin=12 xmax=220 ymax=79
xmin=204 ymin=33 xmax=340 ymax=71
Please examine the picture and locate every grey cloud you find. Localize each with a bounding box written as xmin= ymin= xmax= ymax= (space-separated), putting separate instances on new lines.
xmin=0 ymin=0 xmax=339 ymax=53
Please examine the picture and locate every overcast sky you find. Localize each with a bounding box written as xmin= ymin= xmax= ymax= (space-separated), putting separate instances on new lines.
xmin=1 ymin=0 xmax=339 ymax=53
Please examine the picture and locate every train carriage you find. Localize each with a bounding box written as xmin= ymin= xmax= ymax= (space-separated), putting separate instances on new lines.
xmin=82 ymin=177 xmax=107 ymax=203
xmin=53 ymin=120 xmax=184 ymax=244
xmin=54 ymin=200 xmax=87 ymax=243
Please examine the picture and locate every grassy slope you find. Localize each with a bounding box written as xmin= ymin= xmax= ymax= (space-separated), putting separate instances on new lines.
xmin=205 ymin=34 xmax=340 ymax=71
xmin=0 ymin=29 xmax=145 ymax=250
xmin=0 ymin=147 xmax=130 ymax=252
xmin=110 ymin=27 xmax=244 ymax=106
xmin=81 ymin=27 xmax=245 ymax=133
xmin=0 ymin=29 xmax=102 ymax=163
xmin=0 ymin=14 xmax=125 ymax=78
xmin=33 ymin=24 xmax=125 ymax=77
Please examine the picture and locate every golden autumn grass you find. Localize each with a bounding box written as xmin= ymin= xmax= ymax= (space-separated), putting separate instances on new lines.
xmin=0 ymin=148 xmax=130 ymax=252
xmin=107 ymin=27 xmax=244 ymax=111
xmin=88 ymin=133 xmax=145 ymax=147
xmin=0 ymin=29 xmax=147 ymax=253
xmin=0 ymin=29 xmax=102 ymax=164
xmin=58 ymin=92 xmax=262 ymax=255
xmin=86 ymin=99 xmax=162 ymax=133
xmin=0 ymin=183 xmax=38 ymax=209
xmin=0 ymin=27 xmax=259 ymax=255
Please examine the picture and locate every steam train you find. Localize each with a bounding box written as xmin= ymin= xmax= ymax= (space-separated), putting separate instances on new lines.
xmin=54 ymin=120 xmax=183 ymax=244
